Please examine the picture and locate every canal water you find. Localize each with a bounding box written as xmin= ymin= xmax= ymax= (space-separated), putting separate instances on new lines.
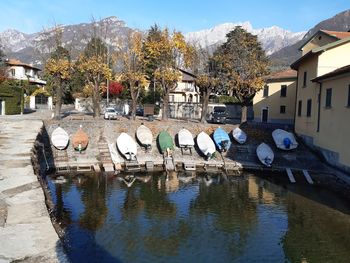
xmin=47 ymin=172 xmax=350 ymax=263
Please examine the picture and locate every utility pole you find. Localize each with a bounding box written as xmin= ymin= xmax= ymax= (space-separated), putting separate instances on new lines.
xmin=106 ymin=44 xmax=110 ymax=106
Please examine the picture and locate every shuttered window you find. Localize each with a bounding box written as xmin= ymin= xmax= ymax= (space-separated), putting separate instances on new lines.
xmin=325 ymin=88 xmax=332 ymax=108
xmin=307 ymin=99 xmax=312 ymax=117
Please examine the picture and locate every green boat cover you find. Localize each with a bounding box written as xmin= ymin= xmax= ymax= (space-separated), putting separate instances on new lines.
xmin=158 ymin=131 xmax=174 ymax=153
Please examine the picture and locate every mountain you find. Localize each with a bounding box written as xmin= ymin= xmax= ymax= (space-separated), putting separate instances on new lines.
xmin=185 ymin=22 xmax=306 ymax=56
xmin=270 ymin=9 xmax=350 ymax=69
xmin=0 ymin=16 xmax=134 ymax=66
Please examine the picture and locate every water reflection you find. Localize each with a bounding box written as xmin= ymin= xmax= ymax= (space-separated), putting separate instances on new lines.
xmin=47 ymin=172 xmax=350 ymax=263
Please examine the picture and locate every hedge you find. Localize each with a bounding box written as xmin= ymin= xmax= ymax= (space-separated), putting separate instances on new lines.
xmin=0 ymin=81 xmax=22 ymax=115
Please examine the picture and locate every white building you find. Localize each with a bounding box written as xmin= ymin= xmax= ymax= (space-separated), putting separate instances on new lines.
xmin=6 ymin=59 xmax=46 ymax=86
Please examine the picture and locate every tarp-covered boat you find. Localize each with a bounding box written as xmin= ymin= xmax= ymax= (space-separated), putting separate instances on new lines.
xmin=256 ymin=143 xmax=274 ymax=167
xmin=178 ymin=128 xmax=195 ymax=148
xmin=136 ymin=124 xmax=153 ymax=149
xmin=51 ymin=126 xmax=69 ymax=150
xmin=232 ymin=127 xmax=247 ymax=144
xmin=196 ymin=131 xmax=216 ymax=159
xmin=117 ymin=132 xmax=138 ymax=160
xmin=72 ymin=125 xmax=89 ymax=153
xmin=158 ymin=131 xmax=174 ymax=154
xmin=213 ymin=127 xmax=231 ymax=152
xmin=272 ymin=129 xmax=298 ymax=150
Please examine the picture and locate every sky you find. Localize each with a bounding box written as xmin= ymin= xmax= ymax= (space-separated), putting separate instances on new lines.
xmin=0 ymin=0 xmax=349 ymax=34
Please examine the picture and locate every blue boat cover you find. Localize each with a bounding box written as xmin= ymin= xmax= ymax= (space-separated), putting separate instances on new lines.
xmin=213 ymin=127 xmax=231 ymax=152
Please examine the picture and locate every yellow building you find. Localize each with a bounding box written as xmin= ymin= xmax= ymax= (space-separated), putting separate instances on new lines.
xmin=253 ymin=69 xmax=297 ymax=124
xmin=291 ymin=30 xmax=350 ymax=173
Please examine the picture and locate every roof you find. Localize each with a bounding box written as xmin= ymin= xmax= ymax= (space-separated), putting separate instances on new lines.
xmin=291 ymin=36 xmax=350 ymax=70
xmin=179 ymin=68 xmax=196 ymax=82
xmin=321 ymin=30 xmax=350 ymax=40
xmin=264 ymin=69 xmax=297 ymax=81
xmin=5 ymin=59 xmax=41 ymax=71
xmin=299 ymin=30 xmax=350 ymax=51
xmin=312 ymin=64 xmax=350 ymax=82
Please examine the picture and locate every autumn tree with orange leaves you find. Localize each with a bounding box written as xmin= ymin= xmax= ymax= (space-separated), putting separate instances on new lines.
xmin=143 ymin=27 xmax=195 ymax=120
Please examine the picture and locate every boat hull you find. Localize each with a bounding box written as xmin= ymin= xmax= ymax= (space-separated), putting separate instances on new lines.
xmin=196 ymin=132 xmax=216 ymax=159
xmin=136 ymin=125 xmax=153 ymax=149
xmin=213 ymin=127 xmax=231 ymax=152
xmin=272 ymin=129 xmax=298 ymax=150
xmin=232 ymin=127 xmax=247 ymax=144
xmin=158 ymin=131 xmax=174 ymax=154
xmin=51 ymin=127 xmax=69 ymax=150
xmin=117 ymin=132 xmax=138 ymax=160
xmin=178 ymin=128 xmax=194 ymax=148
xmin=256 ymin=143 xmax=274 ymax=167
xmin=72 ymin=128 xmax=89 ymax=152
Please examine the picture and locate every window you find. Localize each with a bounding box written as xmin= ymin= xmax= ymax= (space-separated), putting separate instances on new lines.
xmin=263 ymin=85 xmax=269 ymax=97
xmin=280 ymin=105 xmax=286 ymax=114
xmin=307 ymin=99 xmax=312 ymax=117
xmin=11 ymin=68 xmax=15 ymax=77
xmin=298 ymin=100 xmax=302 ymax=116
xmin=325 ymin=88 xmax=332 ymax=108
xmin=303 ymin=71 xmax=307 ymax=87
xmin=280 ymin=85 xmax=287 ymax=97
xmin=347 ymin=85 xmax=350 ymax=107
xmin=169 ymin=95 xmax=174 ymax=102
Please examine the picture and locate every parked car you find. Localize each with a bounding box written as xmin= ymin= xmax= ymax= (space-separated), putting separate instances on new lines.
xmin=104 ymin=107 xmax=119 ymax=120
xmin=210 ymin=106 xmax=227 ymax=124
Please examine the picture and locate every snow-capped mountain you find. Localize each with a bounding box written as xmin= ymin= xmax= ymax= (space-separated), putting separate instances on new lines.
xmin=185 ymin=22 xmax=306 ymax=55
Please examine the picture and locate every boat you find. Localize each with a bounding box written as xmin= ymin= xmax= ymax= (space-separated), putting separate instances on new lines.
xmin=196 ymin=131 xmax=216 ymax=159
xmin=272 ymin=129 xmax=298 ymax=150
xmin=256 ymin=143 xmax=274 ymax=167
xmin=116 ymin=132 xmax=137 ymax=160
xmin=158 ymin=131 xmax=174 ymax=154
xmin=51 ymin=126 xmax=69 ymax=150
xmin=136 ymin=123 xmax=153 ymax=149
xmin=178 ymin=128 xmax=195 ymax=148
xmin=72 ymin=125 xmax=89 ymax=153
xmin=213 ymin=127 xmax=231 ymax=152
xmin=232 ymin=127 xmax=247 ymax=144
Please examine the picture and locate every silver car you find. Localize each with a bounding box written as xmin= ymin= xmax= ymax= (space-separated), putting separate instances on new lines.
xmin=104 ymin=107 xmax=119 ymax=120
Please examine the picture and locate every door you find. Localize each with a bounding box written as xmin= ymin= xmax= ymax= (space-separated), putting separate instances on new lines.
xmin=262 ymin=108 xmax=268 ymax=122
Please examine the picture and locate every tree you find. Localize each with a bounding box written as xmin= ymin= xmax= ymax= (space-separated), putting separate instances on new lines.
xmin=143 ymin=27 xmax=195 ymax=120
xmin=117 ymin=32 xmax=147 ymax=120
xmin=77 ymin=37 xmax=112 ymax=117
xmin=45 ymin=45 xmax=71 ymax=120
xmin=108 ymin=81 xmax=124 ymax=97
xmin=216 ymin=27 xmax=269 ymax=123
xmin=0 ymin=46 xmax=6 ymax=83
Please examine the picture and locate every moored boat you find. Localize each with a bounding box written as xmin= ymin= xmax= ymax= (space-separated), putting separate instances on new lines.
xmin=136 ymin=123 xmax=153 ymax=150
xmin=232 ymin=127 xmax=247 ymax=144
xmin=116 ymin=132 xmax=138 ymax=160
xmin=256 ymin=143 xmax=274 ymax=167
xmin=158 ymin=131 xmax=174 ymax=154
xmin=51 ymin=126 xmax=69 ymax=150
xmin=272 ymin=129 xmax=298 ymax=150
xmin=213 ymin=127 xmax=231 ymax=152
xmin=72 ymin=125 xmax=89 ymax=153
xmin=178 ymin=128 xmax=195 ymax=148
xmin=196 ymin=131 xmax=216 ymax=159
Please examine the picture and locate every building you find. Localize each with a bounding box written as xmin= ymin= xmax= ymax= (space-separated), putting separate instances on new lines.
xmin=168 ymin=69 xmax=201 ymax=119
xmin=291 ymin=30 xmax=350 ymax=172
xmin=253 ymin=69 xmax=297 ymax=124
xmin=6 ymin=59 xmax=46 ymax=86
xmin=169 ymin=69 xmax=200 ymax=103
xmin=0 ymin=59 xmax=50 ymax=115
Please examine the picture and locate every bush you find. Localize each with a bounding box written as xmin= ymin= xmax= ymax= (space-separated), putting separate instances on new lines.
xmin=0 ymin=80 xmax=22 ymax=115
xmin=218 ymin=95 xmax=240 ymax=104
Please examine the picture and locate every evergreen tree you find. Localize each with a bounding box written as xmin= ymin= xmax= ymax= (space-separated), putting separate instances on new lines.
xmin=216 ymin=27 xmax=269 ymax=123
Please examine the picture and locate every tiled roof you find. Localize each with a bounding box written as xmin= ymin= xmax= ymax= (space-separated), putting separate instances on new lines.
xmin=6 ymin=59 xmax=41 ymax=71
xmin=264 ymin=69 xmax=297 ymax=80
xmin=321 ymin=30 xmax=350 ymax=40
xmin=312 ymin=64 xmax=350 ymax=82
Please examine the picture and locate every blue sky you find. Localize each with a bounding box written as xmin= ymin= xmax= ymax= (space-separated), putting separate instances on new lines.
xmin=1 ymin=0 xmax=349 ymax=33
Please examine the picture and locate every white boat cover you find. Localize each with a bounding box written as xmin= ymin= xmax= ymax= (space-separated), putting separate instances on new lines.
xmin=272 ymin=129 xmax=298 ymax=150
xmin=136 ymin=124 xmax=153 ymax=147
xmin=51 ymin=127 xmax=69 ymax=150
xmin=178 ymin=128 xmax=195 ymax=147
xmin=256 ymin=143 xmax=274 ymax=167
xmin=117 ymin=132 xmax=137 ymax=160
xmin=197 ymin=131 xmax=216 ymax=158
xmin=232 ymin=127 xmax=247 ymax=144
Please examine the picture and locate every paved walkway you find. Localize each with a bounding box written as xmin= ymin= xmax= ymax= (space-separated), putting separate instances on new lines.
xmin=0 ymin=117 xmax=66 ymax=262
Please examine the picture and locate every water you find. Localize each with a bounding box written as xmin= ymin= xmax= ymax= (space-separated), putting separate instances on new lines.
xmin=47 ymin=172 xmax=350 ymax=263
